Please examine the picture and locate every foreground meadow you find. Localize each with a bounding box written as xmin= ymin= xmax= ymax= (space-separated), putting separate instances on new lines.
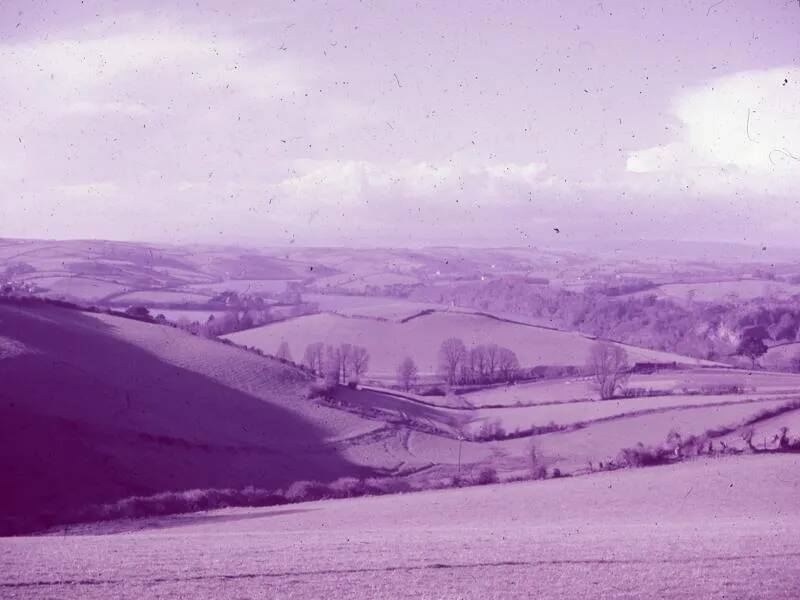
xmin=1 ymin=454 xmax=798 ymax=599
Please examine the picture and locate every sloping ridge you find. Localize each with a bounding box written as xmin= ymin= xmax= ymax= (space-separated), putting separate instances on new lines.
xmin=0 ymin=301 xmax=377 ymax=533
xmin=225 ymin=309 xmax=720 ymax=380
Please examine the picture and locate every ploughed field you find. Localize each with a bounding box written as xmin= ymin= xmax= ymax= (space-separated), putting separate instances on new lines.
xmin=2 ymin=454 xmax=798 ymax=599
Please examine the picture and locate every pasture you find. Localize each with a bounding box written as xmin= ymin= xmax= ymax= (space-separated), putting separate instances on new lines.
xmin=224 ymin=311 xmax=718 ymax=382
xmin=640 ymin=279 xmax=800 ymax=302
xmin=2 ymin=454 xmax=798 ymax=599
xmin=460 ymin=367 xmax=800 ymax=407
xmin=111 ymin=290 xmax=213 ymax=305
xmin=466 ymin=394 xmax=795 ymax=436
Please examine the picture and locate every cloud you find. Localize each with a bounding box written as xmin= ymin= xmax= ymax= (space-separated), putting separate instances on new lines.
xmin=626 ymin=67 xmax=800 ymax=195
xmin=0 ymin=24 xmax=305 ymax=132
xmin=278 ymin=157 xmax=549 ymax=202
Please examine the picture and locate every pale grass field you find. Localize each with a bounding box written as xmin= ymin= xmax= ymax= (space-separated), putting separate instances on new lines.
xmin=225 ymin=311 xmax=717 ymax=380
xmin=2 ymin=455 xmax=798 ymax=599
xmin=302 ymin=293 xmax=442 ymax=321
xmin=112 ymin=290 xmax=213 ymax=305
xmin=650 ymin=279 xmax=800 ymax=302
xmin=466 ymin=395 xmax=797 ymax=435
xmin=497 ymin=400 xmax=799 ymax=472
xmin=183 ymin=279 xmax=301 ymax=294
xmin=29 ymin=276 xmax=130 ymax=302
xmin=460 ymin=368 xmax=800 ymax=408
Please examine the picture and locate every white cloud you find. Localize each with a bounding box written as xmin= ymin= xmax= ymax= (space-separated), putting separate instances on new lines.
xmin=278 ymin=157 xmax=548 ymax=201
xmin=626 ymin=67 xmax=800 ymax=195
xmin=0 ymin=25 xmax=305 ymax=130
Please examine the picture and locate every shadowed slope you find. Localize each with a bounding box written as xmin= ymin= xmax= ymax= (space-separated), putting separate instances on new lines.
xmin=0 ymin=301 xmax=374 ymax=533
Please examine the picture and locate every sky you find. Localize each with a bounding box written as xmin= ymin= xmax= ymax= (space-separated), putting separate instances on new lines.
xmin=0 ymin=0 xmax=799 ymax=248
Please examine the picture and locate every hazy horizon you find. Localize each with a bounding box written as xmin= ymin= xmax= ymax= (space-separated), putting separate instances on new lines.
xmin=2 ymin=1 xmax=799 ymax=248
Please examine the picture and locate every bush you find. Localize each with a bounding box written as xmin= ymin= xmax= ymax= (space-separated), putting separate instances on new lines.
xmin=308 ymin=380 xmax=337 ymax=400
xmin=419 ymin=386 xmax=446 ymax=397
xmin=477 ymin=419 xmax=506 ymax=440
xmin=285 ymin=480 xmax=332 ymax=503
xmin=327 ymin=477 xmax=367 ymax=498
xmin=617 ymin=443 xmax=671 ymax=468
xmin=474 ymin=467 xmax=498 ymax=485
xmin=362 ymin=477 xmax=413 ymax=496
xmin=620 ymin=387 xmax=672 ymax=398
xmin=531 ymin=465 xmax=548 ymax=480
xmin=699 ymin=383 xmax=745 ymax=395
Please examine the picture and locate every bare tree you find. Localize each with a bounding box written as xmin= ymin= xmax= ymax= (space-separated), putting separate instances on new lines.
xmin=484 ymin=343 xmax=499 ymax=379
xmin=276 ymin=340 xmax=293 ymax=362
xmin=303 ymin=342 xmax=325 ymax=373
xmin=324 ymin=344 xmax=342 ymax=383
xmin=396 ymin=356 xmax=418 ymax=391
xmin=587 ymin=342 xmax=630 ymax=399
xmin=469 ymin=345 xmax=489 ymax=382
xmin=349 ymin=345 xmax=370 ymax=380
xmin=338 ymin=342 xmax=353 ymax=382
xmin=438 ymin=337 xmax=467 ymax=385
xmin=496 ymin=347 xmax=520 ymax=381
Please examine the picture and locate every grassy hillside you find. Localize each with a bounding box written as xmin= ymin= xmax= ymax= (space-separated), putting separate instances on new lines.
xmin=0 ymin=300 xmax=413 ymax=533
xmin=0 ymin=238 xmax=324 ymax=305
xmin=4 ymin=454 xmax=798 ymax=599
xmin=224 ymin=310 xmax=719 ymax=381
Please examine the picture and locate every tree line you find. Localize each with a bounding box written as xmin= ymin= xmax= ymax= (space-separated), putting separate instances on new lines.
xmin=303 ymin=342 xmax=370 ymax=384
xmin=437 ymin=338 xmax=521 ymax=386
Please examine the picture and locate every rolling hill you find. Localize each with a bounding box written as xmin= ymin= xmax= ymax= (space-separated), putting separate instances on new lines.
xmin=223 ymin=310 xmax=720 ymax=381
xmin=0 ymin=299 xmax=437 ymax=533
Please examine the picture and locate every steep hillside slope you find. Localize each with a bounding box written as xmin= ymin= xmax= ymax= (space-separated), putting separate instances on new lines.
xmin=0 ymin=301 xmax=400 ymax=532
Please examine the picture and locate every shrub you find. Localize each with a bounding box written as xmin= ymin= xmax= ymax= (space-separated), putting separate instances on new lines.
xmin=617 ymin=443 xmax=671 ymax=468
xmin=699 ymin=383 xmax=745 ymax=395
xmin=285 ymin=480 xmax=332 ymax=503
xmin=328 ymin=477 xmax=367 ymax=498
xmin=419 ymin=386 xmax=446 ymax=397
xmin=474 ymin=467 xmax=498 ymax=485
xmin=363 ymin=477 xmax=413 ymax=495
xmin=308 ymin=380 xmax=337 ymax=400
xmin=531 ymin=465 xmax=548 ymax=480
xmin=620 ymin=387 xmax=672 ymax=398
xmin=477 ymin=419 xmax=506 ymax=440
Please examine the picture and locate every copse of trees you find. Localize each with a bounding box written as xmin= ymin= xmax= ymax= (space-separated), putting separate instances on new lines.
xmin=437 ymin=338 xmax=520 ymax=385
xmin=303 ymin=342 xmax=325 ymax=373
xmin=174 ymin=308 xmax=274 ymax=337
xmin=304 ymin=342 xmax=370 ymax=384
xmin=438 ymin=337 xmax=467 ymax=385
xmin=587 ymin=342 xmax=630 ymax=400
